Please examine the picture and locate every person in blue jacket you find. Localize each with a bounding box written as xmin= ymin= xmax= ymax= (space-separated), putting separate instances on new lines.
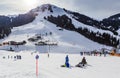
xmin=65 ymin=55 xmax=70 ymax=67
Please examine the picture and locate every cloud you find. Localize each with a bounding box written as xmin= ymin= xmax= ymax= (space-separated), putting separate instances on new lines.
xmin=0 ymin=0 xmax=120 ymax=19
xmin=36 ymin=0 xmax=120 ymax=19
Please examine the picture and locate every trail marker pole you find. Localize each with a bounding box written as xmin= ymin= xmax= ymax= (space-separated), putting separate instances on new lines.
xmin=35 ymin=55 xmax=39 ymax=77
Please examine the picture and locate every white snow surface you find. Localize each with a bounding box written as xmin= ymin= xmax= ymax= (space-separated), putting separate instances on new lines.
xmin=0 ymin=17 xmax=111 ymax=52
xmin=0 ymin=50 xmax=120 ymax=78
xmin=0 ymin=4 xmax=120 ymax=78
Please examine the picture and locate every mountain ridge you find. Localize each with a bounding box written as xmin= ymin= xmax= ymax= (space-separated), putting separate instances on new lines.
xmin=0 ymin=4 xmax=120 ymax=48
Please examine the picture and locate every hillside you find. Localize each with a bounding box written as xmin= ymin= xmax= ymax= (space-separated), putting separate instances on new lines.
xmin=0 ymin=4 xmax=120 ymax=52
xmin=0 ymin=14 xmax=110 ymax=53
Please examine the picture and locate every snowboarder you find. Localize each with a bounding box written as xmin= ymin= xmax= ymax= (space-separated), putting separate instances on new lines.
xmin=76 ymin=57 xmax=87 ymax=67
xmin=81 ymin=57 xmax=87 ymax=66
xmin=65 ymin=55 xmax=70 ymax=68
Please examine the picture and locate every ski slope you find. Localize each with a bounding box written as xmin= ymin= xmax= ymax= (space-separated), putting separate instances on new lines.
xmin=0 ymin=4 xmax=114 ymax=53
xmin=0 ymin=4 xmax=120 ymax=78
xmin=0 ymin=13 xmax=112 ymax=53
xmin=0 ymin=50 xmax=120 ymax=78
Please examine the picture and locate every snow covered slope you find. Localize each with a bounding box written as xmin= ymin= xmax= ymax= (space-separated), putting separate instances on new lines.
xmin=0 ymin=4 xmax=114 ymax=53
xmin=0 ymin=4 xmax=120 ymax=78
xmin=0 ymin=50 xmax=120 ymax=78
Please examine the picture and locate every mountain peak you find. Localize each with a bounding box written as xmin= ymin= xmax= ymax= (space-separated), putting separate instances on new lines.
xmin=30 ymin=4 xmax=59 ymax=13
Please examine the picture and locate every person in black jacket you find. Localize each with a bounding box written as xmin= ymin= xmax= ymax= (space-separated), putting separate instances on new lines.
xmin=76 ymin=57 xmax=87 ymax=67
xmin=81 ymin=57 xmax=87 ymax=66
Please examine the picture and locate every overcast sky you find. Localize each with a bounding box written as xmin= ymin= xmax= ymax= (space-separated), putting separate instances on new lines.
xmin=0 ymin=0 xmax=120 ymax=19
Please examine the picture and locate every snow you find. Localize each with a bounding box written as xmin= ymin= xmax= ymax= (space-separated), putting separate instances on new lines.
xmin=8 ymin=15 xmax=18 ymax=18
xmin=31 ymin=4 xmax=119 ymax=39
xmin=0 ymin=4 xmax=114 ymax=53
xmin=0 ymin=4 xmax=120 ymax=78
xmin=119 ymin=17 xmax=120 ymax=20
xmin=0 ymin=18 xmax=112 ymax=53
xmin=32 ymin=4 xmax=119 ymax=39
xmin=0 ymin=50 xmax=120 ymax=78
xmin=30 ymin=4 xmax=66 ymax=17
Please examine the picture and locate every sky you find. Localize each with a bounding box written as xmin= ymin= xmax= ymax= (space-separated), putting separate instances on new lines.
xmin=0 ymin=0 xmax=120 ymax=19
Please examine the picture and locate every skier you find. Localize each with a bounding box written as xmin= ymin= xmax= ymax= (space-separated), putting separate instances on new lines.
xmin=80 ymin=52 xmax=83 ymax=56
xmin=100 ymin=52 xmax=102 ymax=56
xmin=103 ymin=52 xmax=107 ymax=57
xmin=10 ymin=47 xmax=12 ymax=51
xmin=65 ymin=55 xmax=70 ymax=68
xmin=47 ymin=52 xmax=49 ymax=58
xmin=8 ymin=55 xmax=10 ymax=59
xmin=14 ymin=56 xmax=16 ymax=61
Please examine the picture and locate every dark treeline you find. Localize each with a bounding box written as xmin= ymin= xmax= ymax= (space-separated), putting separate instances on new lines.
xmin=44 ymin=15 xmax=75 ymax=30
xmin=45 ymin=15 xmax=119 ymax=47
xmin=64 ymin=9 xmax=120 ymax=35
xmin=77 ymin=27 xmax=119 ymax=47
xmin=0 ymin=12 xmax=36 ymax=39
xmin=0 ymin=27 xmax=11 ymax=39
xmin=0 ymin=12 xmax=36 ymax=27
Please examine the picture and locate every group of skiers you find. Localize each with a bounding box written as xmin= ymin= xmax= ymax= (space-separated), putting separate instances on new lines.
xmin=80 ymin=51 xmax=108 ymax=57
xmin=62 ymin=55 xmax=87 ymax=68
xmin=3 ymin=55 xmax=22 ymax=60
